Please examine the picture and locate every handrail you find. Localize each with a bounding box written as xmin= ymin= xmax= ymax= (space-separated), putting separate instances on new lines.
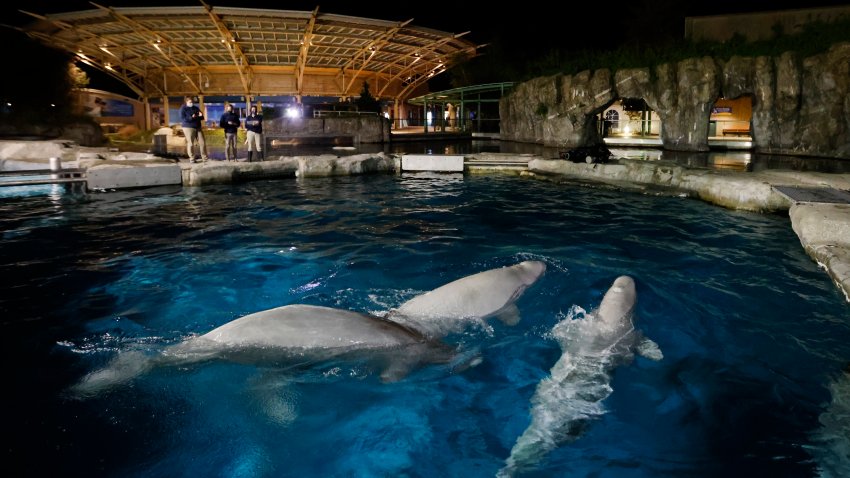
xmin=0 ymin=165 xmax=87 ymax=188
xmin=0 ymin=168 xmax=85 ymax=177
xmin=0 ymin=177 xmax=87 ymax=187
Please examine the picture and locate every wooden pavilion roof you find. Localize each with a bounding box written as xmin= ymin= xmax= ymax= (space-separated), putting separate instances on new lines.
xmin=19 ymin=2 xmax=480 ymax=101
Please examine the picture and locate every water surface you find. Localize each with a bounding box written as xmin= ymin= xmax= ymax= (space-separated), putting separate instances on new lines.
xmin=2 ymin=174 xmax=849 ymax=477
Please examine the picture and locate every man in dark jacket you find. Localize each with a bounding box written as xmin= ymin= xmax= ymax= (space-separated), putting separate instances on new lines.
xmin=179 ymin=96 xmax=208 ymax=163
xmin=219 ymin=103 xmax=241 ymax=161
xmin=245 ymin=105 xmax=263 ymax=162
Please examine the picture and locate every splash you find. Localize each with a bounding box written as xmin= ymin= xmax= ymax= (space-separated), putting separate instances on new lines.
xmin=499 ymin=277 xmax=662 ymax=477
xmin=810 ymin=370 xmax=850 ymax=478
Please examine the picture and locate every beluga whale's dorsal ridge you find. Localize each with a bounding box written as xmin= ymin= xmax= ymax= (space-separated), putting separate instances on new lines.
xmin=69 ymin=260 xmax=547 ymax=397
xmin=498 ymin=275 xmax=662 ymax=477
xmin=387 ymin=260 xmax=547 ymax=338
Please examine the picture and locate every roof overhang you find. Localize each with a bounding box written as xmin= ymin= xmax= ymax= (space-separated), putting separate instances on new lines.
xmin=18 ymin=3 xmax=481 ymax=101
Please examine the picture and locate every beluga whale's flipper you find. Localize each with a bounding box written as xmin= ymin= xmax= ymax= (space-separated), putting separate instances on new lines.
xmin=498 ymin=275 xmax=662 ymax=477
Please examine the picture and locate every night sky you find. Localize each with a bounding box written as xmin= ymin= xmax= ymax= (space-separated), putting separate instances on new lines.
xmin=2 ymin=1 xmax=848 ymax=95
xmin=5 ymin=0 xmax=849 ymax=50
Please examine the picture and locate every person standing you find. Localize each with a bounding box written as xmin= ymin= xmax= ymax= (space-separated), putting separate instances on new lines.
xmin=245 ymin=104 xmax=263 ymax=162
xmin=219 ymin=103 xmax=241 ymax=162
xmin=179 ymin=96 xmax=208 ymax=163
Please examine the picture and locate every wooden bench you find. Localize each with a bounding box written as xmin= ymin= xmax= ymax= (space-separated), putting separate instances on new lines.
xmin=722 ymin=128 xmax=750 ymax=137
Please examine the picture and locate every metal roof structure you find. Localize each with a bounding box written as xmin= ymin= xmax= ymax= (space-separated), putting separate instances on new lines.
xmin=407 ymin=82 xmax=514 ymax=105
xmin=18 ymin=2 xmax=480 ymax=102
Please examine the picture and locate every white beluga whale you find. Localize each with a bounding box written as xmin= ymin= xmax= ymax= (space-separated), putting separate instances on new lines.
xmin=389 ymin=260 xmax=547 ymax=337
xmin=498 ymin=275 xmax=662 ymax=477
xmin=71 ymin=260 xmax=546 ymax=397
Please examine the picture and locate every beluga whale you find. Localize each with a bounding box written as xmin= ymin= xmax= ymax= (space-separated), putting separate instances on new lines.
xmin=498 ymin=275 xmax=662 ymax=477
xmin=70 ymin=260 xmax=546 ymax=397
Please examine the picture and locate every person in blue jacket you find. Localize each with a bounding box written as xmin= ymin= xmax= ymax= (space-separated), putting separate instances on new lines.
xmin=219 ymin=103 xmax=241 ymax=161
xmin=245 ymin=104 xmax=263 ymax=162
xmin=179 ymin=96 xmax=208 ymax=163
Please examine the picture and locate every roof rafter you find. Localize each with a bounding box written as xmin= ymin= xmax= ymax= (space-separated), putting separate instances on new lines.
xmin=200 ymin=0 xmax=252 ymax=94
xmin=18 ymin=10 xmax=154 ymax=97
xmin=336 ymin=18 xmax=413 ymax=95
xmin=395 ymin=70 xmax=436 ymax=102
xmin=377 ymin=32 xmax=470 ymax=97
xmin=294 ymin=6 xmax=319 ymax=98
xmin=18 ymin=5 xmax=479 ymax=100
xmin=88 ymin=2 xmax=203 ymax=93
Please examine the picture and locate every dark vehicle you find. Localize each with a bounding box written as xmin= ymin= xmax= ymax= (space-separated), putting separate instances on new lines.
xmin=559 ymin=145 xmax=613 ymax=164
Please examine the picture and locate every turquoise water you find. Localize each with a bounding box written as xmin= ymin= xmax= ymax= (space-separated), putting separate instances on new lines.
xmin=3 ymin=174 xmax=849 ymax=477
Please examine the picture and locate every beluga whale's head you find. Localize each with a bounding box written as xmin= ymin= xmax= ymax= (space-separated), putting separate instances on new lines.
xmin=596 ymin=275 xmax=636 ymax=327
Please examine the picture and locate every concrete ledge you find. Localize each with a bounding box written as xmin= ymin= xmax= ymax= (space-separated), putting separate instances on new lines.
xmin=527 ymin=158 xmax=850 ymax=213
xmin=401 ymin=154 xmax=464 ymax=172
xmin=296 ymin=153 xmax=397 ymax=178
xmin=185 ymin=158 xmax=299 ymax=186
xmin=183 ymin=153 xmax=397 ymax=184
xmin=86 ymin=162 xmax=182 ymax=190
xmin=790 ymin=203 xmax=850 ymax=302
xmin=791 ymin=203 xmax=850 ymax=301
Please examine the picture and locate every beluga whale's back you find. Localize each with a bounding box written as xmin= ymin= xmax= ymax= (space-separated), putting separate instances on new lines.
xmin=498 ymin=275 xmax=662 ymax=477
xmin=389 ymin=260 xmax=546 ymax=337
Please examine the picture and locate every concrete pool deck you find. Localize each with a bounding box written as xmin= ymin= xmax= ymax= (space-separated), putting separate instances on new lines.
xmin=2 ymin=140 xmax=849 ymax=302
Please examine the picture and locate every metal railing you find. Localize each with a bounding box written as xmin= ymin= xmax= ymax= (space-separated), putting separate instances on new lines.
xmin=312 ymin=110 xmax=380 ymax=118
xmin=391 ymin=118 xmax=501 ymax=133
xmin=0 ymin=158 xmax=86 ymax=187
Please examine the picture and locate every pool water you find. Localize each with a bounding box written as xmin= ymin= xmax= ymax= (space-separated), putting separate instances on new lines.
xmin=3 ymin=174 xmax=849 ymax=477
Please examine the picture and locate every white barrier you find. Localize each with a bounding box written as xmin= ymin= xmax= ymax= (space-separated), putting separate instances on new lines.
xmin=401 ymin=154 xmax=464 ymax=172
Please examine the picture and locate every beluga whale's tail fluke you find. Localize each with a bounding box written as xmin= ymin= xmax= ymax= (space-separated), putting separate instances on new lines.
xmin=498 ymin=275 xmax=662 ymax=477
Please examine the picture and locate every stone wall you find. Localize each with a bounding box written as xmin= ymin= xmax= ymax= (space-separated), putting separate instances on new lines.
xmin=264 ymin=115 xmax=390 ymax=144
xmin=500 ymin=42 xmax=850 ymax=158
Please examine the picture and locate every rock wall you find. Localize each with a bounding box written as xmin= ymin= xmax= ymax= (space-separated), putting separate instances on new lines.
xmin=501 ymin=42 xmax=850 ymax=158
xmin=264 ymin=115 xmax=390 ymax=143
xmin=0 ymin=119 xmax=105 ymax=147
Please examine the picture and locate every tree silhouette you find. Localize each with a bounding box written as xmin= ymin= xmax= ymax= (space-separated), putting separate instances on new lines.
xmin=355 ymin=81 xmax=381 ymax=113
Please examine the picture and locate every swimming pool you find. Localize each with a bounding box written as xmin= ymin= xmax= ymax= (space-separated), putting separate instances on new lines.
xmin=3 ymin=174 xmax=849 ymax=477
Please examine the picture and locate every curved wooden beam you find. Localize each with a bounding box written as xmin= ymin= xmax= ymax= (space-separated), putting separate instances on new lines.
xmin=201 ymin=0 xmax=252 ymax=94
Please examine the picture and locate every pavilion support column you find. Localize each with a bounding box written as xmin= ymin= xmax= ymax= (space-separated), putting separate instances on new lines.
xmin=423 ymin=100 xmax=428 ymax=133
xmin=162 ymin=96 xmax=170 ymax=126
xmin=459 ymin=90 xmax=465 ymax=132
xmin=440 ymin=103 xmax=446 ymax=132
xmin=143 ymin=97 xmax=151 ymax=130
xmin=198 ymin=95 xmax=206 ymax=127
xmin=245 ymin=95 xmax=251 ymax=119
xmin=393 ymin=101 xmax=400 ymax=130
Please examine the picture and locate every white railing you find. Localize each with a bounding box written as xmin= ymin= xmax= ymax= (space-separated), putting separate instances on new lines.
xmin=313 ymin=110 xmax=379 ymax=118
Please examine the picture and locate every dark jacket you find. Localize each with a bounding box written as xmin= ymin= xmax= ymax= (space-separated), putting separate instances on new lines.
xmin=219 ymin=111 xmax=241 ymax=134
xmin=179 ymin=104 xmax=204 ymax=129
xmin=245 ymin=113 xmax=263 ymax=134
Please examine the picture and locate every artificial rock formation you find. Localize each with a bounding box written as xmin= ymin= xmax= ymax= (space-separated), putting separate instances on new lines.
xmin=501 ymin=42 xmax=850 ymax=158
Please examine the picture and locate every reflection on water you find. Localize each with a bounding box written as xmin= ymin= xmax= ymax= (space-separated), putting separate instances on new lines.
xmin=608 ymin=148 xmax=850 ymax=173
xmin=609 ymin=147 xmax=664 ymax=162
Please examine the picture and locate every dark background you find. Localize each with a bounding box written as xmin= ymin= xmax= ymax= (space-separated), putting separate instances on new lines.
xmin=2 ymin=1 xmax=848 ymax=97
